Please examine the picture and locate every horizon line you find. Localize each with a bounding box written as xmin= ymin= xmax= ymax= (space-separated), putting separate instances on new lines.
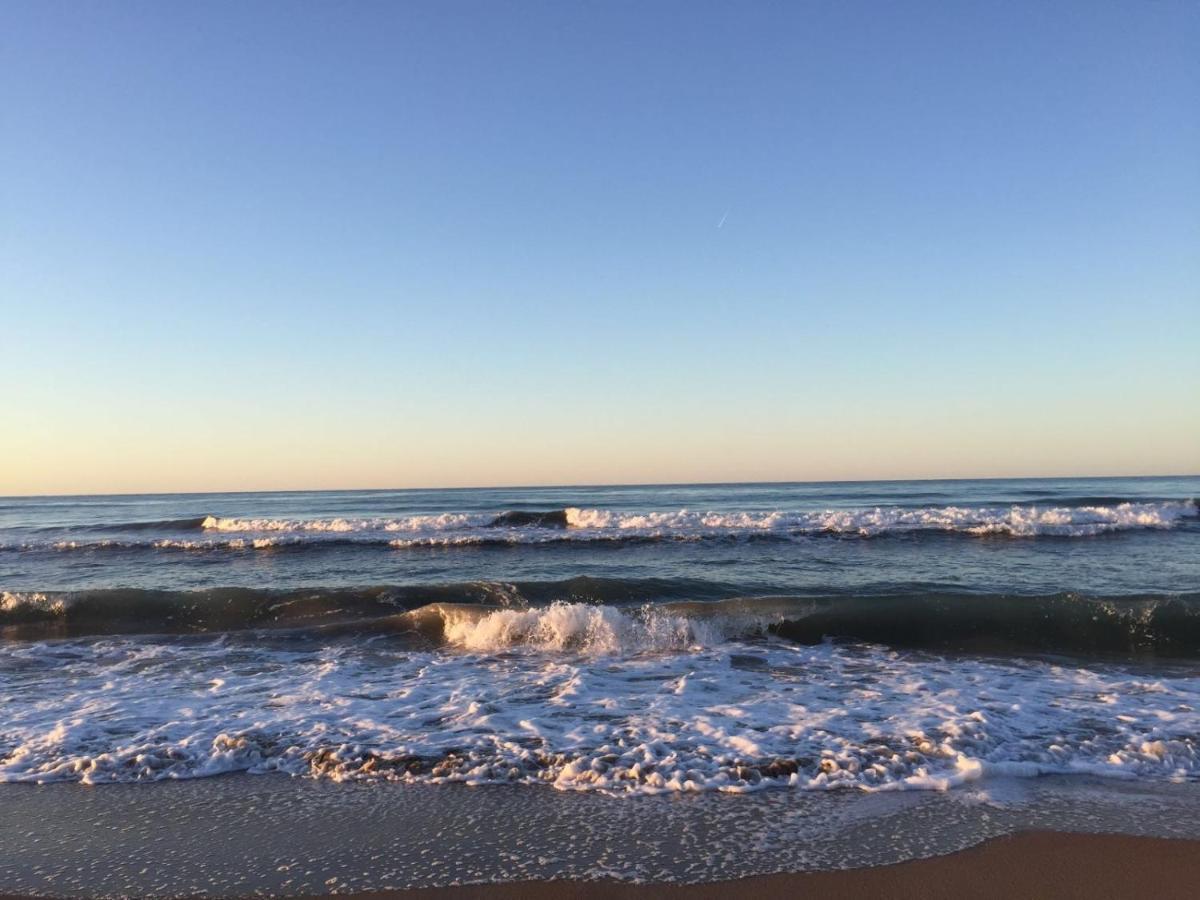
xmin=3 ymin=471 xmax=1196 ymax=501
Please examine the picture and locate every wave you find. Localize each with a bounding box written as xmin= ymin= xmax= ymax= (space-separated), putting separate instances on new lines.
xmin=1006 ymin=495 xmax=1181 ymax=507
xmin=206 ymin=500 xmax=1200 ymax=538
xmin=487 ymin=509 xmax=570 ymax=528
xmin=4 ymin=585 xmax=1199 ymax=657
xmin=8 ymin=500 xmax=1192 ymax=553
xmin=3 ymin=598 xmax=1199 ymax=790
xmin=409 ymin=594 xmax=1200 ymax=658
xmin=108 ymin=516 xmax=212 ymax=532
xmin=199 ymin=513 xmax=486 ymax=532
xmin=4 ymin=534 xmax=679 ymax=552
xmin=25 ymin=516 xmax=212 ymax=535
xmin=0 ymin=584 xmax=496 ymax=638
xmin=0 ymin=577 xmax=730 ymax=638
xmin=557 ymin=501 xmax=1199 ymax=538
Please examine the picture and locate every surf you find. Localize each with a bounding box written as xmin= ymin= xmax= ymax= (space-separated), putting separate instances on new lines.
xmin=5 ymin=584 xmax=1200 ymax=658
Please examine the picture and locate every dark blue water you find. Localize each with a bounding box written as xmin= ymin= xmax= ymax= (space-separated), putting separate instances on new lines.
xmin=2 ymin=477 xmax=1197 ymax=594
xmin=3 ymin=475 xmax=1198 ymax=652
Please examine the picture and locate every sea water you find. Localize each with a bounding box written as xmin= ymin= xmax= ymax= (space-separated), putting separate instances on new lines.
xmin=1 ymin=477 xmax=1198 ymax=794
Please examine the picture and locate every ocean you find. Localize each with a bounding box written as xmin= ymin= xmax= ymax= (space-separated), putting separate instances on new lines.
xmin=2 ymin=476 xmax=1198 ymax=798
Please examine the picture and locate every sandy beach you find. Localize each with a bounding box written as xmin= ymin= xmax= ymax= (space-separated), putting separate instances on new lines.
xmin=3 ymin=774 xmax=1199 ymax=898
xmin=2 ymin=831 xmax=1197 ymax=899
xmin=347 ymin=832 xmax=1200 ymax=899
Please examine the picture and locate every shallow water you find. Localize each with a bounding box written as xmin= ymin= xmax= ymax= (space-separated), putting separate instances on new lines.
xmin=2 ymin=775 xmax=1199 ymax=895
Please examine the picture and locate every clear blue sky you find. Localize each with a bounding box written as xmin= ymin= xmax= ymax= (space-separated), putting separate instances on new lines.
xmin=3 ymin=1 xmax=1198 ymax=493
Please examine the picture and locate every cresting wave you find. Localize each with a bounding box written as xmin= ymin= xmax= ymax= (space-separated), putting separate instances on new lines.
xmin=4 ymin=585 xmax=1200 ymax=657
xmin=0 ymin=578 xmax=729 ymax=639
xmin=199 ymin=513 xmax=486 ymax=532
xmin=206 ymin=500 xmax=1200 ymax=538
xmin=4 ymin=500 xmax=1194 ymax=553
xmin=408 ymin=595 xmax=1200 ymax=657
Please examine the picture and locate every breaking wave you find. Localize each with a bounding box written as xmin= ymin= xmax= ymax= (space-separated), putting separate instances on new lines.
xmin=6 ymin=500 xmax=1193 ymax=553
xmin=407 ymin=594 xmax=1200 ymax=657
xmin=4 ymin=584 xmax=1200 ymax=657
xmin=206 ymin=500 xmax=1200 ymax=538
xmin=199 ymin=512 xmax=485 ymax=532
xmin=2 ymin=610 xmax=1198 ymax=790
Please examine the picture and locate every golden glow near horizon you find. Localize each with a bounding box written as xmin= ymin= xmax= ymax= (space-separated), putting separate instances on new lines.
xmin=5 ymin=394 xmax=1196 ymax=495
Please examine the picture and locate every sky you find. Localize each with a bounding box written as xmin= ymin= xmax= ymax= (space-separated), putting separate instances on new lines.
xmin=2 ymin=1 xmax=1198 ymax=495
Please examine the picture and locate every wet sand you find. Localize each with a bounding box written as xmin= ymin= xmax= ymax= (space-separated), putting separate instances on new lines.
xmin=1 ymin=831 xmax=1193 ymax=899
xmin=3 ymin=776 xmax=1200 ymax=897
xmin=347 ymin=831 xmax=1200 ymax=899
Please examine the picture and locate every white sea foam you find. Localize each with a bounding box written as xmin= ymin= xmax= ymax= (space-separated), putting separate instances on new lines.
xmin=201 ymin=513 xmax=485 ymax=533
xmin=1 ymin=592 xmax=65 ymax=616
xmin=208 ymin=501 xmax=1197 ymax=541
xmin=1 ymin=605 xmax=1196 ymax=792
xmin=153 ymin=537 xmax=285 ymax=550
xmin=563 ymin=501 xmax=1198 ymax=538
xmin=384 ymin=500 xmax=1196 ymax=546
xmin=7 ymin=501 xmax=1189 ymax=553
xmin=434 ymin=601 xmax=726 ymax=653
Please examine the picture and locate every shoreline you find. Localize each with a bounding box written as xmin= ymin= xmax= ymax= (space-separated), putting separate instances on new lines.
xmin=3 ymin=775 xmax=1200 ymax=897
xmin=341 ymin=832 xmax=1200 ymax=899
xmin=3 ymin=831 xmax=1198 ymax=899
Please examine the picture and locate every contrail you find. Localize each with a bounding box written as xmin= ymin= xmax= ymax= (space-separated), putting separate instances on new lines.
xmin=717 ymin=210 xmax=729 ymax=228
